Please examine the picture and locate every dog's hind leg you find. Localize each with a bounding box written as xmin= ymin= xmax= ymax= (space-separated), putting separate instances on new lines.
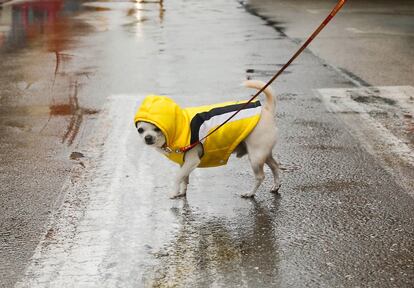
xmin=265 ymin=155 xmax=280 ymax=193
xmin=241 ymin=160 xmax=265 ymax=198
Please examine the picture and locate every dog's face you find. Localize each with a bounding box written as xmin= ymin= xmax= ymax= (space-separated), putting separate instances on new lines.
xmin=136 ymin=121 xmax=166 ymax=148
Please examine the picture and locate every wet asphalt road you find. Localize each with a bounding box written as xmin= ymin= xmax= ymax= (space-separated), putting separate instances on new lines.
xmin=1 ymin=0 xmax=414 ymax=287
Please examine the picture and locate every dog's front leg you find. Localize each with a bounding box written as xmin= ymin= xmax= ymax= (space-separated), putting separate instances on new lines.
xmin=179 ymin=176 xmax=189 ymax=196
xmin=170 ymin=148 xmax=201 ymax=199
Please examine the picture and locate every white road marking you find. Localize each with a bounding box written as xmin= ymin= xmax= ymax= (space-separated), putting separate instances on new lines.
xmin=15 ymin=95 xmax=179 ymax=287
xmin=317 ymin=86 xmax=414 ymax=195
xmin=306 ymin=9 xmax=321 ymax=14
xmin=346 ymin=27 xmax=365 ymax=34
xmin=346 ymin=27 xmax=414 ymax=37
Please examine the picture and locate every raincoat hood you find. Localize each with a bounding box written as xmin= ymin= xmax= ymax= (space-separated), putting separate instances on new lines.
xmin=134 ymin=95 xmax=190 ymax=150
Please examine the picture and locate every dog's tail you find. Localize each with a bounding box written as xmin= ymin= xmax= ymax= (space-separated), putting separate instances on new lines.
xmin=243 ymin=80 xmax=275 ymax=113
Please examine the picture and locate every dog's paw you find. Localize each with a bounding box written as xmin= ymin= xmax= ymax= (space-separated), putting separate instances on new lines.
xmin=169 ymin=192 xmax=186 ymax=199
xmin=241 ymin=192 xmax=255 ymax=198
xmin=270 ymin=184 xmax=281 ymax=193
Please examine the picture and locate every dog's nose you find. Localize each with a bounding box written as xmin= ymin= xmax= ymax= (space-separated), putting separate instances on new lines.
xmin=144 ymin=135 xmax=153 ymax=144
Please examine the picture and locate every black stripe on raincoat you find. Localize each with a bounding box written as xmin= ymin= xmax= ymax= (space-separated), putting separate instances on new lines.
xmin=189 ymin=100 xmax=261 ymax=144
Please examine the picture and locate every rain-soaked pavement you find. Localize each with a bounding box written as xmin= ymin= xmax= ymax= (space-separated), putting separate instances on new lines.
xmin=1 ymin=0 xmax=414 ymax=287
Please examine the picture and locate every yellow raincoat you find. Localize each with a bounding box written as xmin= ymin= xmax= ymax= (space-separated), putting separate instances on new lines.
xmin=134 ymin=95 xmax=262 ymax=168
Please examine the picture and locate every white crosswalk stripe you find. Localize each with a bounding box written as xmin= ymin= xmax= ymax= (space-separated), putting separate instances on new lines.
xmin=317 ymin=86 xmax=414 ymax=195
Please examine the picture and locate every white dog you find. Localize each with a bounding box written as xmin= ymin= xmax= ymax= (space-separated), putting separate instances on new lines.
xmin=134 ymin=80 xmax=279 ymax=198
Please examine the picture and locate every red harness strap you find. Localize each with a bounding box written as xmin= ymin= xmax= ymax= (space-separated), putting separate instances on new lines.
xmin=179 ymin=0 xmax=347 ymax=153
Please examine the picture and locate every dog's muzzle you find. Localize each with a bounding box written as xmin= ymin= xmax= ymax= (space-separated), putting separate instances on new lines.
xmin=144 ymin=135 xmax=154 ymax=145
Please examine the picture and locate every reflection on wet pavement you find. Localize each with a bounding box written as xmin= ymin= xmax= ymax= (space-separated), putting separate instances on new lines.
xmin=49 ymin=80 xmax=99 ymax=145
xmin=0 ymin=0 xmax=118 ymax=146
xmin=148 ymin=198 xmax=281 ymax=287
xmin=0 ymin=0 xmax=84 ymax=51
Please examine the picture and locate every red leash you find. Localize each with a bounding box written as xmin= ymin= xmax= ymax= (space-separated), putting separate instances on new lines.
xmin=179 ymin=0 xmax=347 ymax=153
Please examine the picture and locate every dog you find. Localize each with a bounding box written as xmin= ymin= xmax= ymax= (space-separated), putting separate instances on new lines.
xmin=134 ymin=80 xmax=279 ymax=198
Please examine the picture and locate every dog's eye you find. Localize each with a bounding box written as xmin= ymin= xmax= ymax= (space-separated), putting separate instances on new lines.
xmin=137 ymin=128 xmax=144 ymax=134
xmin=154 ymin=127 xmax=161 ymax=132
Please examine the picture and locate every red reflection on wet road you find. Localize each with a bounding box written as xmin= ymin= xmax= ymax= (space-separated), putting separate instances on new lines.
xmin=47 ymin=80 xmax=99 ymax=145
xmin=0 ymin=0 xmax=82 ymax=51
xmin=0 ymin=0 xmax=101 ymax=145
